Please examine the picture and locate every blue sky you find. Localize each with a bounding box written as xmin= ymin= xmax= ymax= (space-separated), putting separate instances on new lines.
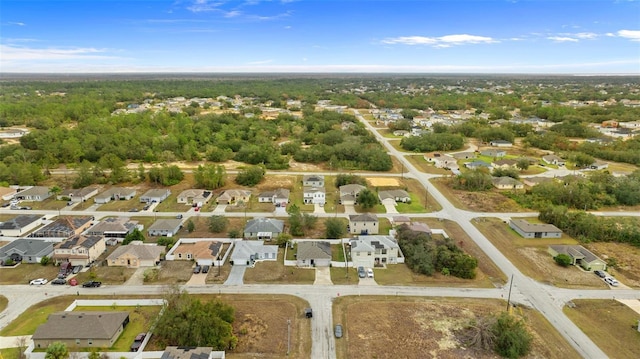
xmin=1 ymin=0 xmax=639 ymax=73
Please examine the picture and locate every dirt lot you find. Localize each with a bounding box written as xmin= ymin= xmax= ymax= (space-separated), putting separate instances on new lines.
xmin=431 ymin=178 xmax=532 ymax=213
xmin=366 ymin=177 xmax=400 ymax=187
xmin=143 ymin=260 xmax=194 ymax=284
xmin=587 ymin=242 xmax=640 ymax=288
xmin=334 ymin=296 xmax=580 ymax=359
xmin=473 ymin=218 xmax=607 ymax=288
xmin=564 ymin=299 xmax=640 ymax=358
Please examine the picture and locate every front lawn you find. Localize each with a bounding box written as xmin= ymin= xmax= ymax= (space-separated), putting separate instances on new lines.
xmin=243 ymin=248 xmax=315 ymax=284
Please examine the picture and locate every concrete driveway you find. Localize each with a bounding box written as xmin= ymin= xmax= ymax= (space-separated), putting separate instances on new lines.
xmin=186 ymin=272 xmax=207 ymax=286
xmin=343 ymin=204 xmax=356 ymax=214
xmin=313 ymin=203 xmax=326 ymax=214
xmin=123 ymin=267 xmax=146 ymax=286
xmin=383 ymin=203 xmax=398 ymax=214
xmin=224 ymin=265 xmax=246 ymax=285
xmin=314 ymin=267 xmax=333 ymax=285
xmin=213 ymin=204 xmax=227 ymax=213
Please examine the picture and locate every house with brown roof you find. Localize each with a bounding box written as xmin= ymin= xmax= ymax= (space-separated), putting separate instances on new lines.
xmin=171 ymin=240 xmax=223 ymax=266
xmin=522 ymin=177 xmax=554 ymax=187
xmin=296 ymin=241 xmax=331 ymax=267
xmin=391 ymin=216 xmax=411 ymax=227
xmin=216 ymin=189 xmax=251 ymax=205
xmin=85 ymin=217 xmax=140 ymax=240
xmin=0 ymin=186 xmax=18 ymax=201
xmin=32 ymin=311 xmax=129 ymax=349
xmin=548 ymin=245 xmax=607 ymax=271
xmin=52 ymin=235 xmax=106 ymax=266
xmin=492 ymin=159 xmax=518 ymax=170
xmin=29 ymin=216 xmax=94 ymax=238
xmin=177 ymin=189 xmax=212 ymax=206
xmin=106 ymin=242 xmax=164 ymax=267
xmin=509 ymin=219 xmax=562 ymax=238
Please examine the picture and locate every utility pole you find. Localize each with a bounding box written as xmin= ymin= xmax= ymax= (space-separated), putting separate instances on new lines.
xmin=287 ymin=318 xmax=291 ymax=355
xmin=506 ymin=274 xmax=514 ymax=312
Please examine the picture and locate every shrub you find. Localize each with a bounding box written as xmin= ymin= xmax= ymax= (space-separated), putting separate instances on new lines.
xmin=492 ymin=312 xmax=532 ymax=359
xmin=554 ymin=253 xmax=572 ymax=267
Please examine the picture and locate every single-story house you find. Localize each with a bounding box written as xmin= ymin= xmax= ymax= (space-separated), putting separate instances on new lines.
xmin=161 ymin=346 xmax=226 ymax=359
xmin=378 ymin=190 xmax=411 ymax=205
xmin=231 ymin=240 xmax=278 ymax=266
xmin=302 ymin=174 xmax=325 ymax=187
xmin=243 ymin=217 xmax=284 ymax=240
xmin=32 ymin=311 xmax=130 ymax=349
xmin=492 ymin=176 xmax=524 ymax=190
xmin=94 ymin=187 xmax=137 ymax=204
xmin=391 ymin=216 xmax=411 ymax=227
xmin=85 ymin=217 xmax=139 ymax=239
xmin=296 ymin=241 xmax=331 ymax=267
xmin=52 ymin=235 xmax=106 ymax=266
xmin=424 ymin=153 xmax=457 ymax=169
xmin=522 ymin=177 xmax=554 ymax=187
xmin=14 ymin=186 xmax=52 ymax=201
xmin=490 ymin=140 xmax=513 ymax=147
xmin=106 ymin=241 xmax=164 ymax=267
xmin=177 ymin=189 xmax=212 ymax=206
xmin=350 ymin=235 xmax=400 ymax=268
xmin=258 ymin=188 xmax=290 ymax=207
xmin=0 ymin=238 xmax=54 ymax=264
xmin=303 ymin=186 xmax=325 ymax=205
xmin=140 ymin=189 xmax=171 ymax=203
xmin=480 ymin=149 xmax=507 ymax=158
xmin=58 ymin=186 xmax=99 ymax=203
xmin=29 ymin=216 xmax=94 ymax=238
xmin=148 ymin=219 xmax=183 ymax=237
xmin=171 ymin=240 xmax=223 ymax=266
xmin=542 ymin=155 xmax=566 ymax=166
xmin=216 ymin=189 xmax=251 ymax=205
xmin=465 ymin=161 xmax=492 ymax=170
xmin=492 ymin=159 xmax=518 ymax=170
xmin=548 ymin=245 xmax=607 ymax=271
xmin=348 ymin=214 xmax=379 ymax=235
xmin=451 ymin=152 xmax=477 ymax=160
xmin=509 ymin=219 xmax=562 ymax=238
xmin=339 ymin=184 xmax=366 ymax=205
xmin=0 ymin=214 xmax=43 ymax=237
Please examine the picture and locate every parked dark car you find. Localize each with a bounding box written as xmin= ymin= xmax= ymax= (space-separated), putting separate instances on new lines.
xmin=334 ymin=324 xmax=343 ymax=338
xmin=357 ymin=266 xmax=366 ymax=278
xmin=130 ymin=332 xmax=147 ymax=351
xmin=594 ymin=270 xmax=606 ymax=278
xmin=202 ymin=265 xmax=210 ymax=273
xmin=51 ymin=278 xmax=67 ymax=285
xmin=304 ymin=308 xmax=313 ymax=318
xmin=193 ymin=265 xmax=202 ymax=274
xmin=82 ymin=280 xmax=102 ymax=288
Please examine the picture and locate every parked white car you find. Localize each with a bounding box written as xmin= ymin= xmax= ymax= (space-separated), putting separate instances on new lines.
xmin=367 ymin=268 xmax=374 ymax=278
xmin=604 ymin=277 xmax=619 ymax=287
xmin=29 ymin=278 xmax=48 ymax=285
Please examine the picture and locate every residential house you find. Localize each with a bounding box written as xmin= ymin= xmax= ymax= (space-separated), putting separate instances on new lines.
xmin=85 ymin=217 xmax=139 ymax=240
xmin=177 ymin=189 xmax=212 ymax=206
xmin=94 ymin=187 xmax=136 ymax=204
xmin=302 ymin=175 xmax=325 ymax=187
xmin=464 ymin=161 xmax=492 ymax=170
xmin=492 ymin=159 xmax=518 ymax=170
xmin=14 ymin=186 xmax=51 ymax=201
xmin=339 ymin=184 xmax=366 ymax=205
xmin=258 ymin=188 xmax=290 ymax=207
xmin=0 ymin=214 xmax=43 ymax=237
xmin=29 ymin=216 xmax=94 ymax=238
xmin=243 ymin=217 xmax=284 ymax=240
xmin=107 ymin=241 xmax=164 ymax=267
xmin=0 ymin=186 xmax=18 ymax=201
xmin=492 ymin=177 xmax=524 ymax=190
xmin=451 ymin=152 xmax=477 ymax=160
xmin=148 ymin=219 xmax=183 ymax=237
xmin=350 ymin=235 xmax=400 ymax=268
xmin=542 ymin=155 xmax=566 ymax=166
xmin=140 ymin=189 xmax=171 ymax=203
xmin=52 ymin=235 xmax=105 ymax=266
xmin=480 ymin=149 xmax=507 ymax=158
xmin=548 ymin=245 xmax=607 ymax=271
xmin=161 ymin=346 xmax=226 ymax=359
xmin=391 ymin=216 xmax=411 ymax=227
xmin=171 ymin=240 xmax=223 ymax=266
xmin=378 ymin=190 xmax=411 ymax=205
xmin=216 ymin=189 xmax=251 ymax=205
xmin=348 ymin=214 xmax=379 ymax=235
xmin=522 ymin=177 xmax=554 ymax=187
xmin=509 ymin=219 xmax=562 ymax=238
xmin=0 ymin=238 xmax=53 ymax=264
xmin=490 ymin=140 xmax=513 ymax=147
xmin=590 ymin=160 xmax=609 ymax=170
xmin=231 ymin=240 xmax=278 ymax=266
xmin=303 ymin=187 xmax=326 ymax=205
xmin=296 ymin=241 xmax=331 ymax=267
xmin=58 ymin=186 xmax=99 ymax=203
xmin=32 ymin=311 xmax=130 ymax=349
xmin=425 ymin=153 xmax=457 ymax=169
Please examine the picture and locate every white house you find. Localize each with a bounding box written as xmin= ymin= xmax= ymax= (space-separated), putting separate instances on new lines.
xmin=139 ymin=189 xmax=171 ymax=203
xmin=509 ymin=219 xmax=562 ymax=238
xmin=350 ymin=235 xmax=400 ymax=268
xmin=231 ymin=240 xmax=278 ymax=266
xmin=303 ymin=186 xmax=326 ymax=205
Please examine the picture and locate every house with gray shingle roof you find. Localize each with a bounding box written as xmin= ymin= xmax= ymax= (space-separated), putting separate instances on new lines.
xmin=302 ymin=175 xmax=325 ymax=187
xmin=296 ymin=241 xmax=331 ymax=267
xmin=58 ymin=186 xmax=99 ymax=203
xmin=15 ymin=186 xmax=51 ymax=201
xmin=542 ymin=155 xmax=566 ymax=166
xmin=148 ymin=219 xmax=183 ymax=237
xmin=465 ymin=160 xmax=492 ymax=170
xmin=548 ymin=245 xmax=607 ymax=271
xmin=258 ymin=188 xmax=290 ymax=207
xmin=480 ymin=149 xmax=506 ymax=158
xmin=0 ymin=214 xmax=43 ymax=237
xmin=29 ymin=216 xmax=94 ymax=238
xmin=52 ymin=234 xmax=105 ymax=266
xmin=231 ymin=240 xmax=278 ymax=266
xmin=303 ymin=186 xmax=325 ymax=205
xmin=509 ymin=219 xmax=561 ymax=238
xmin=339 ymin=184 xmax=366 ymax=205
xmin=140 ymin=189 xmax=171 ymax=203
xmin=492 ymin=176 xmax=524 ymax=190
xmin=32 ymin=311 xmax=129 ymax=349
xmin=107 ymin=242 xmax=164 ymax=267
xmin=348 ymin=214 xmax=379 ymax=234
xmin=94 ymin=187 xmax=136 ymax=204
xmin=0 ymin=238 xmax=54 ymax=264
xmin=243 ymin=218 xmax=284 ymax=240
xmin=85 ymin=217 xmax=139 ymax=239
xmin=378 ymin=189 xmax=411 ymax=204
xmin=350 ymin=235 xmax=400 ymax=268
xmin=161 ymin=346 xmax=224 ymax=359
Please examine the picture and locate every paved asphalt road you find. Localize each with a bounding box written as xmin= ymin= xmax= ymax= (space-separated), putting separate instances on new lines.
xmin=1 ymin=110 xmax=639 ymax=358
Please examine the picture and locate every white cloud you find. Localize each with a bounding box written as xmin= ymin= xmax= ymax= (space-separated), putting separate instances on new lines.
xmin=224 ymin=10 xmax=242 ymax=18
xmin=187 ymin=0 xmax=224 ymax=13
xmin=0 ymin=44 xmax=117 ymax=61
xmin=547 ymin=36 xmax=579 ymax=42
xmin=618 ymin=29 xmax=640 ymax=41
xmin=6 ymin=22 xmax=25 ymax=26
xmin=382 ymin=34 xmax=497 ymax=47
xmin=574 ymin=32 xmax=598 ymax=39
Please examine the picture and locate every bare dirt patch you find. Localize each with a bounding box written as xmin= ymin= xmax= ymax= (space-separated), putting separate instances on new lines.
xmin=334 ymin=296 xmax=580 ymax=359
xmin=366 ymin=177 xmax=400 ymax=187
xmin=587 ymin=242 xmax=640 ymax=288
xmin=431 ymin=178 xmax=531 ymax=213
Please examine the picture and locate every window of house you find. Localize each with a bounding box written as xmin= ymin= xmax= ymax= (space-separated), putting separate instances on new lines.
xmin=368 ymin=252 xmax=371 ymax=256
xmin=88 ymin=339 xmax=93 ymax=345
xmin=76 ymin=339 xmax=80 ymax=345
xmin=178 ymin=253 xmax=182 ymax=258
xmin=382 ymin=249 xmax=387 ymax=254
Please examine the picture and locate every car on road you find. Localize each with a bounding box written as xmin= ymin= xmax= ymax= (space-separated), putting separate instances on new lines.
xmin=334 ymin=324 xmax=343 ymax=338
xmin=194 ymin=207 xmax=200 ymax=212
xmin=604 ymin=277 xmax=619 ymax=287
xmin=594 ymin=270 xmax=606 ymax=278
xmin=30 ymin=278 xmax=48 ymax=285
xmin=176 ymin=214 xmax=183 ymax=219
xmin=51 ymin=278 xmax=67 ymax=285
xmin=202 ymin=265 xmax=210 ymax=273
xmin=193 ymin=265 xmax=202 ymax=274
xmin=304 ymin=308 xmax=313 ymax=318
xmin=82 ymin=280 xmax=102 ymax=288
xmin=367 ymin=268 xmax=374 ymax=278
xmin=357 ymin=266 xmax=366 ymax=278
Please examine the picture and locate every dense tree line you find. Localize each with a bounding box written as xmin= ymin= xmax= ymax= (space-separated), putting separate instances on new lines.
xmin=400 ymin=132 xmax=465 ymax=152
xmin=396 ymin=224 xmax=477 ymax=279
xmin=452 ymin=170 xmax=494 ymax=191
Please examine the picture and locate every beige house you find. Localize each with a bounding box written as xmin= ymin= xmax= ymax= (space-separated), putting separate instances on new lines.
xmin=492 ymin=176 xmax=524 ymax=190
xmin=106 ymin=242 xmax=164 ymax=267
xmin=216 ymin=189 xmax=251 ymax=205
xmin=296 ymin=241 xmax=331 ymax=267
xmin=52 ymin=235 xmax=106 ymax=266
xmin=32 ymin=311 xmax=129 ymax=349
xmin=58 ymin=186 xmax=99 ymax=203
xmin=171 ymin=240 xmax=223 ymax=266
xmin=350 ymin=235 xmax=400 ymax=268
xmin=348 ymin=214 xmax=379 ymax=235
xmin=177 ymin=189 xmax=212 ymax=206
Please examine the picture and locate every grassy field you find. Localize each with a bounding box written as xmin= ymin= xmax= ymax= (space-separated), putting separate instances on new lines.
xmin=243 ymin=248 xmax=315 ymax=284
xmin=430 ymin=177 xmax=531 ymax=213
xmin=333 ymin=296 xmax=580 ymax=359
xmin=0 ymin=263 xmax=60 ymax=285
xmin=405 ymin=155 xmax=452 ymax=175
xmin=564 ymin=299 xmax=640 ymax=358
xmin=0 ymin=295 xmax=7 ymax=313
xmin=143 ymin=261 xmax=193 ymax=284
xmin=330 ymin=267 xmax=358 ymax=285
xmin=0 ymin=296 xmax=73 ymax=336
xmin=73 ymin=266 xmax=137 ymax=285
